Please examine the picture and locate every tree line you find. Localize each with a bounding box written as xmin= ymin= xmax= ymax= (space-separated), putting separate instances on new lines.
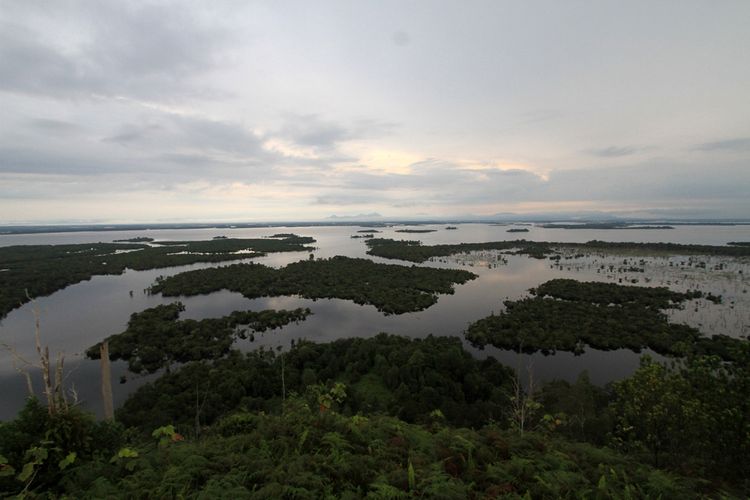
xmin=150 ymin=256 xmax=477 ymax=315
xmin=0 ymin=235 xmax=316 ymax=318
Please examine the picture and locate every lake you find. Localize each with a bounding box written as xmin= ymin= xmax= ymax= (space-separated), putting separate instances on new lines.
xmin=1 ymin=223 xmax=749 ymax=420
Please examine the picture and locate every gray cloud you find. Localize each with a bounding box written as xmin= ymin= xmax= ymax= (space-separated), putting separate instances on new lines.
xmin=103 ymin=124 xmax=163 ymax=145
xmin=588 ymin=146 xmax=638 ymax=158
xmin=694 ymin=137 xmax=750 ymax=152
xmin=0 ymin=2 xmax=229 ymax=101
xmin=2 ymin=1 xmax=749 ymax=222
xmin=278 ymin=115 xmax=397 ymax=151
xmin=392 ymin=31 xmax=411 ymax=47
xmin=28 ymin=118 xmax=84 ymax=134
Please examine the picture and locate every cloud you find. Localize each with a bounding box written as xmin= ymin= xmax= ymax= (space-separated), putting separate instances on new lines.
xmin=103 ymin=124 xmax=163 ymax=145
xmin=694 ymin=137 xmax=750 ymax=152
xmin=0 ymin=2 xmax=230 ymax=101
xmin=277 ymin=114 xmax=397 ymax=151
xmin=27 ymin=118 xmax=84 ymax=135
xmin=588 ymin=146 xmax=638 ymax=157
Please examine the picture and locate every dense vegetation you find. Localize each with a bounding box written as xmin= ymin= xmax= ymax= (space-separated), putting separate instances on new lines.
xmin=117 ymin=334 xmax=514 ymax=431
xmin=531 ymin=278 xmax=700 ymax=308
xmin=466 ymin=279 xmax=745 ymax=360
xmin=366 ymin=238 xmax=556 ymax=262
xmin=85 ymin=303 xmax=311 ymax=373
xmin=112 ymin=237 xmax=154 ymax=242
xmin=540 ymin=223 xmax=674 ymax=230
xmin=3 ymin=333 xmax=747 ymax=497
xmin=506 ymin=228 xmax=529 ymax=233
xmin=366 ymin=237 xmax=750 ymax=263
xmin=394 ymin=229 xmax=437 ymax=233
xmin=0 ymin=235 xmax=316 ymax=318
xmin=150 ymin=256 xmax=477 ymax=314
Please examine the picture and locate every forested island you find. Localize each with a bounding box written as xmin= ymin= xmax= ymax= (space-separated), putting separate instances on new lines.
xmin=465 ymin=279 xmax=744 ymax=360
xmin=86 ymin=303 xmax=311 ymax=373
xmin=540 ymin=223 xmax=674 ymax=230
xmin=150 ymin=256 xmax=476 ymax=314
xmin=506 ymin=228 xmax=529 ymax=233
xmin=395 ymin=229 xmax=437 ymax=233
xmin=112 ymin=237 xmax=154 ymax=243
xmin=366 ymin=237 xmax=750 ymax=263
xmin=0 ymin=235 xmax=315 ymax=318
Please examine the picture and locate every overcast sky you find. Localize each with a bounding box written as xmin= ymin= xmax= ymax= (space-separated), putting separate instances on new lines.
xmin=1 ymin=1 xmax=749 ymax=223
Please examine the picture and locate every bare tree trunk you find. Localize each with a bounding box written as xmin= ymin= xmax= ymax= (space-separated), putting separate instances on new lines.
xmin=54 ymin=353 xmax=68 ymax=412
xmin=100 ymin=342 xmax=114 ymax=421
xmin=22 ymin=371 xmax=34 ymax=398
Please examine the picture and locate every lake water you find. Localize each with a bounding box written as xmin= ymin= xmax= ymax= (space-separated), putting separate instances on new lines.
xmin=1 ymin=223 xmax=749 ymax=420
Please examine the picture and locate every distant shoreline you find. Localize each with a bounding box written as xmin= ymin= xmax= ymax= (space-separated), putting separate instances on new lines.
xmin=1 ymin=220 xmax=749 ymax=236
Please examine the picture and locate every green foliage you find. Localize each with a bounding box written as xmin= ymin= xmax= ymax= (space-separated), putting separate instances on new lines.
xmin=0 ymin=234 xmax=315 ymax=318
xmin=12 ymin=403 xmax=708 ymax=499
xmin=532 ymin=278 xmax=698 ymax=308
xmin=86 ymin=302 xmax=311 ymax=373
xmin=150 ymin=256 xmax=477 ymax=315
xmin=365 ymin=237 xmax=750 ymax=263
xmin=366 ymin=238 xmax=556 ymax=262
xmin=3 ymin=341 xmax=748 ymax=497
xmin=0 ymin=398 xmax=124 ymax=496
xmin=537 ymin=371 xmax=612 ymax=444
xmin=611 ymin=353 xmax=750 ymax=486
xmin=116 ymin=334 xmax=514 ymax=432
xmin=465 ymin=279 xmax=746 ymax=360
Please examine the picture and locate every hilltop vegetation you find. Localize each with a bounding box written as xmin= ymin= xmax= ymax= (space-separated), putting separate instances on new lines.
xmin=150 ymin=256 xmax=476 ymax=314
xmin=86 ymin=303 xmax=311 ymax=373
xmin=3 ymin=333 xmax=747 ymax=498
xmin=0 ymin=235 xmax=315 ymax=318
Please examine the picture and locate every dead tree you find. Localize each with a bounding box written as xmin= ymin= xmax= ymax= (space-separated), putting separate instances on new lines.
xmin=1 ymin=295 xmax=69 ymax=415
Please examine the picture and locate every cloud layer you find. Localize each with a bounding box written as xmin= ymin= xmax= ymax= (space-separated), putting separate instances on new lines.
xmin=1 ymin=1 xmax=749 ymax=222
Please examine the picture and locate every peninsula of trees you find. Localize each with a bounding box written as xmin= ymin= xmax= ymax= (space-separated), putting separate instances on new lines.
xmin=0 ymin=235 xmax=315 ymax=318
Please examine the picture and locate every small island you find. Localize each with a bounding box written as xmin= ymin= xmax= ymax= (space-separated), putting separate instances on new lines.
xmin=87 ymin=303 xmax=311 ymax=373
xmin=113 ymin=236 xmax=154 ymax=242
xmin=506 ymin=228 xmax=530 ymax=233
xmin=540 ymin=223 xmax=674 ymax=230
xmin=395 ymin=229 xmax=437 ymax=233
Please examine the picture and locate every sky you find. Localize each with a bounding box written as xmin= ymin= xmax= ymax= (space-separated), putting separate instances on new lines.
xmin=1 ymin=0 xmax=749 ymax=223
